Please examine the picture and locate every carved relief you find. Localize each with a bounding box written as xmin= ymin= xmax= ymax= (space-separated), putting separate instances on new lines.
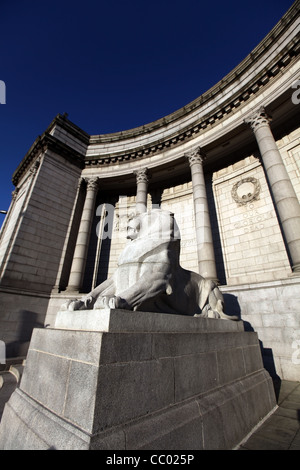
xmin=185 ymin=147 xmax=206 ymax=167
xmin=244 ymin=106 xmax=271 ymax=131
xmin=134 ymin=168 xmax=149 ymax=184
xmin=233 ymin=203 xmax=274 ymax=234
xmin=231 ymin=177 xmax=261 ymax=205
xmin=84 ymin=177 xmax=100 ymax=191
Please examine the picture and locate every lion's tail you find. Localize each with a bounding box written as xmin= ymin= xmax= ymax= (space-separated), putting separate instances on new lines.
xmin=210 ymin=288 xmax=239 ymax=321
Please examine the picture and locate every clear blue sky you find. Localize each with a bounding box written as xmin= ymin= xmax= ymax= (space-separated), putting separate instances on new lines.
xmin=0 ymin=0 xmax=294 ymax=220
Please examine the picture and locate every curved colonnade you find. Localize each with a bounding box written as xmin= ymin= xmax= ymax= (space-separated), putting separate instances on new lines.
xmin=1 ymin=2 xmax=300 ymax=379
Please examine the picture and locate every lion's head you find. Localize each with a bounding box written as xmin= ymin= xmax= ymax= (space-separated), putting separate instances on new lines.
xmin=127 ymin=209 xmax=181 ymax=242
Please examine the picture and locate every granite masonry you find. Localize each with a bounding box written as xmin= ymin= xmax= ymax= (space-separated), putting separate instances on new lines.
xmin=0 ymin=2 xmax=300 ymax=384
xmin=0 ymin=310 xmax=277 ymax=449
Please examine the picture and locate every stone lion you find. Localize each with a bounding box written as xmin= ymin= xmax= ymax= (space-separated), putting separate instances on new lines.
xmin=62 ymin=209 xmax=237 ymax=320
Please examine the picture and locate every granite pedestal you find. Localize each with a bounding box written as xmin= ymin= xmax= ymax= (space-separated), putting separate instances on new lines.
xmin=0 ymin=309 xmax=277 ymax=450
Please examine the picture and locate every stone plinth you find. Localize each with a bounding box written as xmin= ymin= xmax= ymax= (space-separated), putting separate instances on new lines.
xmin=0 ymin=310 xmax=277 ymax=450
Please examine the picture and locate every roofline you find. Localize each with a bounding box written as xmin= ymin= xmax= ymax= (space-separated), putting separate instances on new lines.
xmin=88 ymin=0 xmax=300 ymax=143
xmin=11 ymin=1 xmax=300 ymax=184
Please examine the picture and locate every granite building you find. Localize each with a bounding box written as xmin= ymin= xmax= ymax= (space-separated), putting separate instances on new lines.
xmin=0 ymin=2 xmax=299 ymax=381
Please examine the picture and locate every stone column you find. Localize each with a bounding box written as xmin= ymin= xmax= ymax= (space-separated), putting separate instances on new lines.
xmin=185 ymin=147 xmax=218 ymax=281
xmin=245 ymin=107 xmax=300 ymax=272
xmin=134 ymin=168 xmax=149 ymax=214
xmin=67 ymin=177 xmax=100 ymax=291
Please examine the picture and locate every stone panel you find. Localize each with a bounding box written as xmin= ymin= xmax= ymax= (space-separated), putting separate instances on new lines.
xmin=217 ymin=347 xmax=245 ymax=384
xmin=222 ymin=278 xmax=300 ymax=381
xmin=64 ymin=360 xmax=99 ymax=431
xmin=21 ymin=349 xmax=70 ymax=415
xmin=94 ymin=358 xmax=175 ymax=432
xmin=0 ymin=287 xmax=49 ymax=357
xmin=213 ymin=156 xmax=291 ymax=284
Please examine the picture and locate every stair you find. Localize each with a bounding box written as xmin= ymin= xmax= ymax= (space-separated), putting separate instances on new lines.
xmin=0 ymin=359 xmax=25 ymax=421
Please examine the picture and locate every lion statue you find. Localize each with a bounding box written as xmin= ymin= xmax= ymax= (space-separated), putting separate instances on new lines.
xmin=61 ymin=209 xmax=237 ymax=320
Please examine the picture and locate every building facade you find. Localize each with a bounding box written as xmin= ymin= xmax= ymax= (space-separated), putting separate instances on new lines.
xmin=0 ymin=2 xmax=300 ymax=380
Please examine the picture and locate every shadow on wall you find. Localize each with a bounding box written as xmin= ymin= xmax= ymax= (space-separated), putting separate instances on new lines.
xmin=223 ymin=293 xmax=281 ymax=400
xmin=6 ymin=310 xmax=44 ymax=358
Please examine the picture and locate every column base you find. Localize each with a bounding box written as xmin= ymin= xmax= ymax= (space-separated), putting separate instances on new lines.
xmin=64 ymin=286 xmax=81 ymax=294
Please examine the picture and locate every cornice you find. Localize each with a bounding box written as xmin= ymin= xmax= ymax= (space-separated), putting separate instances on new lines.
xmin=90 ymin=2 xmax=300 ymax=145
xmin=12 ymin=133 xmax=85 ymax=186
xmin=48 ymin=113 xmax=90 ymax=145
xmin=85 ymin=38 xmax=299 ymax=167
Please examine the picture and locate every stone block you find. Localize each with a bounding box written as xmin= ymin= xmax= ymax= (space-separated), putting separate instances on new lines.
xmin=217 ymin=346 xmax=245 ymax=384
xmin=222 ymin=279 xmax=300 ymax=381
xmin=124 ymin=401 xmax=203 ymax=450
xmin=243 ymin=344 xmax=264 ymax=374
xmin=100 ymin=332 xmax=152 ymax=364
xmin=21 ymin=349 xmax=70 ymax=415
xmin=174 ymin=351 xmax=218 ymax=401
xmin=94 ymin=358 xmax=175 ymax=432
xmin=54 ymin=308 xmax=244 ymax=333
xmin=64 ymin=360 xmax=100 ymax=432
xmin=1 ymin=388 xmax=89 ymax=450
xmin=219 ymin=384 xmax=253 ymax=448
xmin=0 ymin=309 xmax=277 ymax=450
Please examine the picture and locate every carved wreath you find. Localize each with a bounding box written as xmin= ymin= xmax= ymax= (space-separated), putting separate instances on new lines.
xmin=231 ymin=177 xmax=261 ymax=205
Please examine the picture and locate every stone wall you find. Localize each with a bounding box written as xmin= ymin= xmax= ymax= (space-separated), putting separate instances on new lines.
xmin=0 ymin=151 xmax=81 ymax=292
xmin=0 ymin=150 xmax=82 ymax=355
xmin=221 ymin=278 xmax=300 ymax=382
xmin=214 ymin=125 xmax=300 ymax=382
xmin=277 ymin=126 xmax=300 ymax=205
xmin=0 ymin=288 xmax=49 ymax=358
xmin=212 ymin=155 xmax=291 ymax=285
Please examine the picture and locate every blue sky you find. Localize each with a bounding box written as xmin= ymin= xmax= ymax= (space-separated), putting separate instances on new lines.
xmin=0 ymin=0 xmax=294 ymax=221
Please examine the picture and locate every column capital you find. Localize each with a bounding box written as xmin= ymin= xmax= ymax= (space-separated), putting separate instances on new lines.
xmin=84 ymin=177 xmax=100 ymax=191
xmin=185 ymin=147 xmax=206 ymax=167
xmin=134 ymin=168 xmax=150 ymax=184
xmin=244 ymin=106 xmax=271 ymax=131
